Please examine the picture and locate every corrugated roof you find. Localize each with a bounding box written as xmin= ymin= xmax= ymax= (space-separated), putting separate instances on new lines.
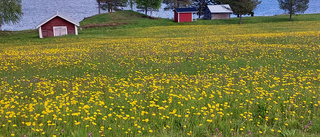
xmin=174 ymin=8 xmax=198 ymax=13
xmin=36 ymin=12 xmax=80 ymax=28
xmin=207 ymin=4 xmax=233 ymax=13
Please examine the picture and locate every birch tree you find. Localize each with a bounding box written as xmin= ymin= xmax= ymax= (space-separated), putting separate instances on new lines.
xmin=0 ymin=0 xmax=23 ymax=30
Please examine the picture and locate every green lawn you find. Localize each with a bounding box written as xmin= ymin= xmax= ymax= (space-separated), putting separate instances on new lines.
xmin=1 ymin=11 xmax=320 ymax=137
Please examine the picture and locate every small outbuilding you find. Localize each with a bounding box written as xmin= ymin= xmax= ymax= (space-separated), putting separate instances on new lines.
xmin=173 ymin=8 xmax=198 ymax=23
xmin=36 ymin=13 xmax=80 ymax=38
xmin=204 ymin=4 xmax=233 ymax=20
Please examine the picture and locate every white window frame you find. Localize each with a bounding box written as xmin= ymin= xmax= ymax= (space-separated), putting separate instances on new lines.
xmin=53 ymin=26 xmax=68 ymax=37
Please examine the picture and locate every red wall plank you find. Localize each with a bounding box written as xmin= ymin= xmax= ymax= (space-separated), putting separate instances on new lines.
xmin=179 ymin=13 xmax=192 ymax=22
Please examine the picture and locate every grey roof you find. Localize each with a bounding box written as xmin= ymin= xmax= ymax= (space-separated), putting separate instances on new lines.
xmin=36 ymin=12 xmax=80 ymax=28
xmin=207 ymin=4 xmax=233 ymax=13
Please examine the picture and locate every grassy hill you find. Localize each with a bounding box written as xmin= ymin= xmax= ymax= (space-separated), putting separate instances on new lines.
xmin=1 ymin=10 xmax=320 ymax=137
xmin=79 ymin=11 xmax=320 ymax=39
xmin=80 ymin=10 xmax=175 ymax=28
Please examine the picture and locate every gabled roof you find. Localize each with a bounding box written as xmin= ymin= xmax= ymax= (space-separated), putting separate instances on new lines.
xmin=174 ymin=8 xmax=198 ymax=13
xmin=207 ymin=4 xmax=233 ymax=13
xmin=36 ymin=12 xmax=80 ymax=28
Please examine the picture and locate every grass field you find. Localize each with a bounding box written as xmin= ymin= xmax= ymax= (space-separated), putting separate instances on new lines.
xmin=1 ymin=11 xmax=320 ymax=136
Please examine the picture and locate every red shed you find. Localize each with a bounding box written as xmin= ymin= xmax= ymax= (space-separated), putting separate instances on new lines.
xmin=174 ymin=8 xmax=198 ymax=23
xmin=36 ymin=13 xmax=80 ymax=38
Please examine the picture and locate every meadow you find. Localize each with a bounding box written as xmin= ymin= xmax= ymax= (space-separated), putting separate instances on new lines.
xmin=1 ymin=11 xmax=320 ymax=136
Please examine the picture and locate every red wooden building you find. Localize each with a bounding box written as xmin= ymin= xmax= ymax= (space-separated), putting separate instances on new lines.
xmin=36 ymin=13 xmax=80 ymax=38
xmin=173 ymin=8 xmax=198 ymax=23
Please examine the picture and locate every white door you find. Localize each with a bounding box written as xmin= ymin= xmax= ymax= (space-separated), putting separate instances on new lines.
xmin=53 ymin=26 xmax=67 ymax=37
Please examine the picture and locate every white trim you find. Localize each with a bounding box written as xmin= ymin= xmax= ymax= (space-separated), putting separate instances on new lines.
xmin=75 ymin=25 xmax=78 ymax=35
xmin=53 ymin=26 xmax=68 ymax=37
xmin=191 ymin=13 xmax=193 ymax=21
xmin=38 ymin=27 xmax=43 ymax=38
xmin=178 ymin=13 xmax=180 ymax=23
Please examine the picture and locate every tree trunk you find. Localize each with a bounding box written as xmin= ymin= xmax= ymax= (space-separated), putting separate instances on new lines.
xmin=151 ymin=10 xmax=153 ymax=17
xmin=289 ymin=2 xmax=293 ymax=21
xmin=98 ymin=1 xmax=101 ymax=14
xmin=0 ymin=24 xmax=2 ymax=31
xmin=198 ymin=6 xmax=203 ymax=18
xmin=108 ymin=3 xmax=112 ymax=13
xmin=239 ymin=14 xmax=242 ymax=24
xmin=145 ymin=8 xmax=148 ymax=15
xmin=130 ymin=0 xmax=133 ymax=10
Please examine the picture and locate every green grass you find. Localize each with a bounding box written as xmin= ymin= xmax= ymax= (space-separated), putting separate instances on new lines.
xmin=1 ymin=10 xmax=320 ymax=137
xmin=79 ymin=10 xmax=320 ymax=28
xmin=81 ymin=11 xmax=320 ymax=38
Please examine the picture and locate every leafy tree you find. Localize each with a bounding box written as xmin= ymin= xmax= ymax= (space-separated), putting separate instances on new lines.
xmin=231 ymin=0 xmax=261 ymax=24
xmin=128 ymin=0 xmax=134 ymax=10
xmin=213 ymin=0 xmax=260 ymax=24
xmin=136 ymin=0 xmax=162 ymax=16
xmin=102 ymin=0 xmax=127 ymax=12
xmin=213 ymin=0 xmax=231 ymax=4
xmin=163 ymin=0 xmax=193 ymax=10
xmin=97 ymin=0 xmax=127 ymax=13
xmin=192 ymin=0 xmax=210 ymax=18
xmin=278 ymin=0 xmax=309 ymax=21
xmin=97 ymin=0 xmax=103 ymax=14
xmin=0 ymin=0 xmax=23 ymax=30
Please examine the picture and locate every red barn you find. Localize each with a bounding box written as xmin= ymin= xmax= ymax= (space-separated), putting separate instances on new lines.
xmin=36 ymin=13 xmax=80 ymax=38
xmin=174 ymin=8 xmax=198 ymax=23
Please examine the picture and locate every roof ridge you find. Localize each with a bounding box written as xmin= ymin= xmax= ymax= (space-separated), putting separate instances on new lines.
xmin=36 ymin=12 xmax=80 ymax=28
xmin=174 ymin=7 xmax=198 ymax=13
xmin=207 ymin=4 xmax=233 ymax=13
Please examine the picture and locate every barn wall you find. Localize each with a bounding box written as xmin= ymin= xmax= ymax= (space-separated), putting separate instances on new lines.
xmin=179 ymin=13 xmax=192 ymax=22
xmin=41 ymin=17 xmax=75 ymax=38
xmin=211 ymin=13 xmax=230 ymax=19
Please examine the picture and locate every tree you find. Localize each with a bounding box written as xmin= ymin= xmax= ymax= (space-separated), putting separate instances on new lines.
xmin=97 ymin=0 xmax=127 ymax=13
xmin=163 ymin=0 xmax=193 ymax=10
xmin=192 ymin=0 xmax=209 ymax=18
xmin=128 ymin=0 xmax=134 ymax=10
xmin=101 ymin=0 xmax=127 ymax=13
xmin=231 ymin=0 xmax=261 ymax=24
xmin=97 ymin=0 xmax=103 ymax=14
xmin=0 ymin=0 xmax=23 ymax=30
xmin=214 ymin=0 xmax=260 ymax=24
xmin=136 ymin=0 xmax=162 ymax=16
xmin=213 ymin=0 xmax=231 ymax=4
xmin=278 ymin=0 xmax=309 ymax=21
